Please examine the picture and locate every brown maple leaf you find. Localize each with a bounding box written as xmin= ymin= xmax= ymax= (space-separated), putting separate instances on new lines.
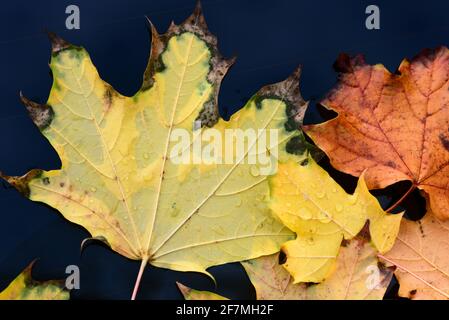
xmin=305 ymin=48 xmax=449 ymax=219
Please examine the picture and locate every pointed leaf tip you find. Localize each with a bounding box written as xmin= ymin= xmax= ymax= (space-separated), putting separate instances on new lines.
xmin=291 ymin=65 xmax=302 ymax=80
xmin=80 ymin=236 xmax=110 ymax=254
xmin=181 ymin=0 xmax=209 ymax=33
xmin=19 ymin=92 xmax=54 ymax=130
xmin=193 ymin=0 xmax=204 ymax=20
xmin=226 ymin=56 xmax=237 ymax=68
xmin=46 ymin=31 xmax=71 ymax=54
xmin=176 ymin=282 xmax=190 ymax=295
xmin=0 ymin=169 xmax=42 ymax=198
xmin=333 ymin=53 xmax=366 ymax=73
xmin=256 ymin=66 xmax=306 ymax=113
xmin=145 ymin=16 xmax=159 ymax=36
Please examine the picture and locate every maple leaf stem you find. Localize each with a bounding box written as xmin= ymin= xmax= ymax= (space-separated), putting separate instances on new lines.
xmin=386 ymin=184 xmax=416 ymax=213
xmin=131 ymin=257 xmax=149 ymax=300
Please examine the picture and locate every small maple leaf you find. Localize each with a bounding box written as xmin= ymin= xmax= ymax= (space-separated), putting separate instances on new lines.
xmin=0 ymin=262 xmax=69 ymax=300
xmin=304 ymin=48 xmax=449 ymax=220
xmin=178 ymin=233 xmax=393 ymax=300
xmin=268 ymin=156 xmax=402 ymax=283
xmin=380 ymin=211 xmax=449 ymax=300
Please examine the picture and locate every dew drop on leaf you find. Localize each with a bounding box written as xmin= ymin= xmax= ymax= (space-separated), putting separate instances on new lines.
xmin=317 ymin=190 xmax=326 ymax=199
xmin=250 ymin=165 xmax=260 ymax=177
xmin=302 ymin=208 xmax=313 ymax=219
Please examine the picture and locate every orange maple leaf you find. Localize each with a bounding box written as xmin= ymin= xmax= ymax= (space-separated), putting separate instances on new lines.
xmin=305 ymin=48 xmax=449 ymax=220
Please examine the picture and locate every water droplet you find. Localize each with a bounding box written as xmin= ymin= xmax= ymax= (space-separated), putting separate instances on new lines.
xmin=335 ymin=204 xmax=343 ymax=212
xmin=317 ymin=190 xmax=326 ymax=199
xmin=90 ymin=187 xmax=97 ymax=192
xmin=250 ymin=165 xmax=260 ymax=177
xmin=302 ymin=208 xmax=313 ymax=219
xmin=320 ymin=215 xmax=332 ymax=223
xmin=143 ymin=153 xmax=149 ymax=159
xmin=286 ymin=202 xmax=292 ymax=208
xmin=332 ymin=188 xmax=337 ymax=193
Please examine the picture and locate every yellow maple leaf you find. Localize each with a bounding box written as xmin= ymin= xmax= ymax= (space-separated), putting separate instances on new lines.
xmin=268 ymin=156 xmax=402 ymax=283
xmin=0 ymin=262 xmax=69 ymax=300
xmin=0 ymin=3 xmax=313 ymax=298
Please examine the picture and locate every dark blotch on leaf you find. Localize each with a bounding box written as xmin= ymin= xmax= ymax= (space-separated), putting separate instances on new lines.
xmin=253 ymin=95 xmax=264 ymax=110
xmin=284 ymin=103 xmax=299 ymax=132
xmin=286 ymin=135 xmax=306 ymax=155
xmin=300 ymin=158 xmax=309 ymax=166
xmin=278 ymin=250 xmax=287 ymax=265
xmin=386 ymin=161 xmax=396 ymax=168
xmin=42 ymin=177 xmax=50 ymax=185
xmin=439 ymin=133 xmax=449 ymax=151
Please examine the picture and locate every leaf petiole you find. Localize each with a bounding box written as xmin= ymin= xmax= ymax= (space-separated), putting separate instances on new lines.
xmin=131 ymin=257 xmax=149 ymax=300
xmin=385 ymin=184 xmax=416 ymax=213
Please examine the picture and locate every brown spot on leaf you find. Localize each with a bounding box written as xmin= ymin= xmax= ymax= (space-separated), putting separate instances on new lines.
xmin=278 ymin=250 xmax=287 ymax=264
xmin=439 ymin=133 xmax=449 ymax=151
xmin=386 ymin=161 xmax=396 ymax=168
xmin=418 ymin=220 xmax=425 ymax=237
xmin=103 ymin=86 xmax=115 ymax=113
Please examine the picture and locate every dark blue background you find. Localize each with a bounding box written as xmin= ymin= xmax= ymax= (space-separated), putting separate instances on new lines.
xmin=0 ymin=0 xmax=447 ymax=299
